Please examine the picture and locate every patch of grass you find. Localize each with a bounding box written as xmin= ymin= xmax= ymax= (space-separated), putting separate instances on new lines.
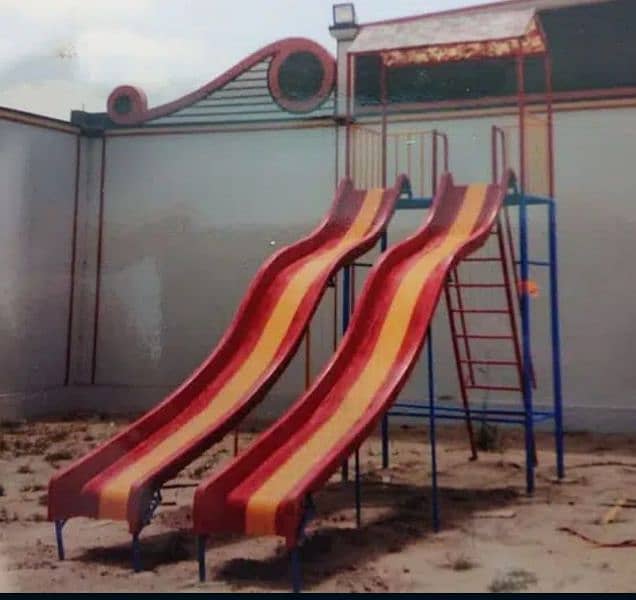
xmin=0 ymin=483 xmax=5 ymax=497
xmin=17 ymin=464 xmax=33 ymax=474
xmin=45 ymin=450 xmax=73 ymax=463
xmin=447 ymin=553 xmax=478 ymax=571
xmin=489 ymin=569 xmax=538 ymax=593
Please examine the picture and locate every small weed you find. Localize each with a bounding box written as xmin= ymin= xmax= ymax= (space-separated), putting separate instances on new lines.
xmin=477 ymin=422 xmax=501 ymax=452
xmin=17 ymin=464 xmax=33 ymax=474
xmin=489 ymin=569 xmax=538 ymax=593
xmin=20 ymin=483 xmax=46 ymax=493
xmin=447 ymin=553 xmax=478 ymax=571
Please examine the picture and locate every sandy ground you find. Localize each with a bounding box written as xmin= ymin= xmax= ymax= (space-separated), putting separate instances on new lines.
xmin=1 ymin=416 xmax=636 ymax=593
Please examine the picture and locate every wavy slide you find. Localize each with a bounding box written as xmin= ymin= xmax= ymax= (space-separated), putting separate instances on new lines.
xmin=193 ymin=171 xmax=512 ymax=547
xmin=48 ymin=176 xmax=406 ymax=534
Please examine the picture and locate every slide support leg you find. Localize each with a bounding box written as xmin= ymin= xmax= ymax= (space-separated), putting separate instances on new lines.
xmin=355 ymin=448 xmax=361 ymax=528
xmin=427 ymin=326 xmax=440 ymax=532
xmin=197 ymin=535 xmax=207 ymax=582
xmin=132 ymin=532 xmax=142 ymax=572
xmin=548 ymin=201 xmax=565 ymax=479
xmin=291 ymin=547 xmax=302 ymax=593
xmin=54 ymin=519 xmax=66 ymax=560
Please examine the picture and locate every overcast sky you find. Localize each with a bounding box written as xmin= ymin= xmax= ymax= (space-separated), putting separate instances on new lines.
xmin=0 ymin=0 xmax=497 ymax=120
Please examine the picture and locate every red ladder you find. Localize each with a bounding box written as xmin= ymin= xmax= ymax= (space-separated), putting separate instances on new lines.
xmin=444 ymin=213 xmax=530 ymax=460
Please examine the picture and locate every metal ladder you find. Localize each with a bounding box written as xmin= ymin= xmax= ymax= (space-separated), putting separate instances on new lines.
xmin=444 ymin=210 xmax=532 ymax=460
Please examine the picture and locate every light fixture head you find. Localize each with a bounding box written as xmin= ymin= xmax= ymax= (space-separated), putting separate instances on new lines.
xmin=332 ymin=3 xmax=357 ymax=28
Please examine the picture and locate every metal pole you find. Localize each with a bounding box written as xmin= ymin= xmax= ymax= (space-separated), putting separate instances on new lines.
xmin=355 ymin=448 xmax=361 ymax=528
xmin=197 ymin=535 xmax=207 ymax=582
xmin=132 ymin=533 xmax=142 ymax=572
xmin=549 ymin=200 xmax=565 ymax=478
xmin=517 ymin=49 xmax=536 ymax=494
xmin=291 ymin=547 xmax=302 ymax=593
xmin=380 ymin=61 xmax=388 ymax=188
xmin=54 ymin=520 xmax=65 ymax=560
xmin=427 ymin=326 xmax=440 ymax=532
xmin=341 ymin=265 xmax=351 ymax=482
xmin=380 ymin=232 xmax=390 ymax=469
xmin=345 ymin=53 xmax=353 ymax=178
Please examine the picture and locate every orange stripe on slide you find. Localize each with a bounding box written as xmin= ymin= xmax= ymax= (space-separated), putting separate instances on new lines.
xmin=244 ymin=184 xmax=489 ymax=535
xmin=96 ymin=188 xmax=385 ymax=520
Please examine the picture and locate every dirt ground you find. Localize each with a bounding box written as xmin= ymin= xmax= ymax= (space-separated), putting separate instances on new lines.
xmin=1 ymin=415 xmax=636 ymax=593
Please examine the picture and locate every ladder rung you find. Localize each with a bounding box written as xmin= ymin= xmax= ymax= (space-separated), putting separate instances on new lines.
xmin=460 ymin=359 xmax=518 ymax=366
xmin=466 ymin=384 xmax=522 ymax=392
xmin=456 ymin=334 xmax=514 ymax=340
xmin=451 ymin=309 xmax=509 ymax=314
xmin=447 ymin=283 xmax=506 ymax=289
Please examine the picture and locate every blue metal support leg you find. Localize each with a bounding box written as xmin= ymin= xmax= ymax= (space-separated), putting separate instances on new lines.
xmin=341 ymin=265 xmax=351 ymax=482
xmin=548 ymin=200 xmax=565 ymax=479
xmin=427 ymin=327 xmax=440 ymax=532
xmin=54 ymin=520 xmax=66 ymax=560
xmin=291 ymin=547 xmax=302 ymax=593
xmin=354 ymin=448 xmax=361 ymax=528
xmin=197 ymin=535 xmax=207 ymax=582
xmin=518 ymin=190 xmax=536 ymax=494
xmin=380 ymin=232 xmax=390 ymax=470
xmin=132 ymin=532 xmax=142 ymax=572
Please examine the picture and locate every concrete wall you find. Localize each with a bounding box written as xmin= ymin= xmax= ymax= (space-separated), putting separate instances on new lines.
xmin=0 ymin=115 xmax=78 ymax=413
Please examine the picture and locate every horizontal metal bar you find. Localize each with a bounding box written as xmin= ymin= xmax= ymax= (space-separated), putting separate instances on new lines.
xmin=451 ymin=308 xmax=509 ymax=314
xmin=465 ymin=384 xmax=522 ymax=392
xmin=389 ymin=411 xmax=527 ymax=425
xmin=461 ymin=257 xmax=501 ymax=263
xmin=396 ymin=197 xmax=433 ymax=210
xmin=460 ymin=359 xmax=517 ymax=366
xmin=455 ymin=334 xmax=514 ymax=340
xmin=392 ymin=402 xmax=554 ymax=419
xmin=447 ymin=283 xmax=506 ymax=289
xmin=353 ymin=262 xmax=373 ymax=268
xmin=514 ymin=260 xmax=551 ymax=267
xmin=504 ymin=194 xmax=554 ymax=207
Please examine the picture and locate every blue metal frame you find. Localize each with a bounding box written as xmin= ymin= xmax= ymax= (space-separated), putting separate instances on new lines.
xmin=348 ymin=190 xmax=564 ymax=500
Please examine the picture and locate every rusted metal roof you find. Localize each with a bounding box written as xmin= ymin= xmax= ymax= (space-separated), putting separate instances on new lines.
xmin=348 ymin=7 xmax=543 ymax=62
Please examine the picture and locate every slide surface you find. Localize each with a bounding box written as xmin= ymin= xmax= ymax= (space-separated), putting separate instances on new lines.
xmin=193 ymin=171 xmax=512 ymax=546
xmin=48 ymin=176 xmax=406 ymax=533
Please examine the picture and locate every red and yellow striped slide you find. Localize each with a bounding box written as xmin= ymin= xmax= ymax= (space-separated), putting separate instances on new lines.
xmin=193 ymin=170 xmax=512 ymax=546
xmin=48 ymin=176 xmax=407 ymax=534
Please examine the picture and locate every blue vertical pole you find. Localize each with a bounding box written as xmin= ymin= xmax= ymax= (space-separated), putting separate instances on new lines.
xmin=197 ymin=535 xmax=207 ymax=582
xmin=341 ymin=265 xmax=351 ymax=482
xmin=548 ymin=200 xmax=565 ymax=479
xmin=427 ymin=326 xmax=440 ymax=532
xmin=380 ymin=232 xmax=390 ymax=469
xmin=291 ymin=547 xmax=302 ymax=593
xmin=132 ymin=533 xmax=142 ymax=572
xmin=518 ymin=189 xmax=536 ymax=494
xmin=355 ymin=448 xmax=361 ymax=528
xmin=54 ymin=520 xmax=65 ymax=560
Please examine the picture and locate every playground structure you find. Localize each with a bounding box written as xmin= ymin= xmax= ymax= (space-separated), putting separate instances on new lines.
xmin=191 ymin=7 xmax=564 ymax=591
xmin=37 ymin=5 xmax=569 ymax=594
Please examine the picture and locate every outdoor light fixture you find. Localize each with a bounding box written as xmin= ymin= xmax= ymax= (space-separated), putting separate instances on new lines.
xmin=332 ymin=3 xmax=357 ymax=28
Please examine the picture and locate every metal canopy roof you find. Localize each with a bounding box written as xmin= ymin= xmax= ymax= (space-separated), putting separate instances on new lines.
xmin=348 ymin=7 xmax=546 ymax=66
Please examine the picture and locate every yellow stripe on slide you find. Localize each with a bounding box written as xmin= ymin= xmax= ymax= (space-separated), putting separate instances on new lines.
xmin=245 ymin=184 xmax=489 ymax=535
xmin=96 ymin=189 xmax=385 ymax=520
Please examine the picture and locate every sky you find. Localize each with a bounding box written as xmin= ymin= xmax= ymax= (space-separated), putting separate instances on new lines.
xmin=0 ymin=0 xmax=499 ymax=120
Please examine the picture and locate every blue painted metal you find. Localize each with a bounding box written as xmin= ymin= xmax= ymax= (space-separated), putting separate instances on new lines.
xmin=54 ymin=520 xmax=66 ymax=560
xmin=380 ymin=231 xmax=390 ymax=470
xmin=341 ymin=265 xmax=351 ymax=483
xmin=396 ymin=196 xmax=433 ymax=210
xmin=197 ymin=535 xmax=207 ymax=582
xmin=549 ymin=200 xmax=565 ymax=479
xmin=394 ymin=403 xmax=553 ymax=418
xmin=515 ymin=259 xmax=550 ymax=267
xmin=354 ymin=448 xmax=361 ymax=528
xmin=516 ymin=185 xmax=536 ymax=494
xmin=291 ymin=548 xmax=302 ymax=593
xmin=132 ymin=532 xmax=142 ymax=572
xmin=427 ymin=327 xmax=440 ymax=533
